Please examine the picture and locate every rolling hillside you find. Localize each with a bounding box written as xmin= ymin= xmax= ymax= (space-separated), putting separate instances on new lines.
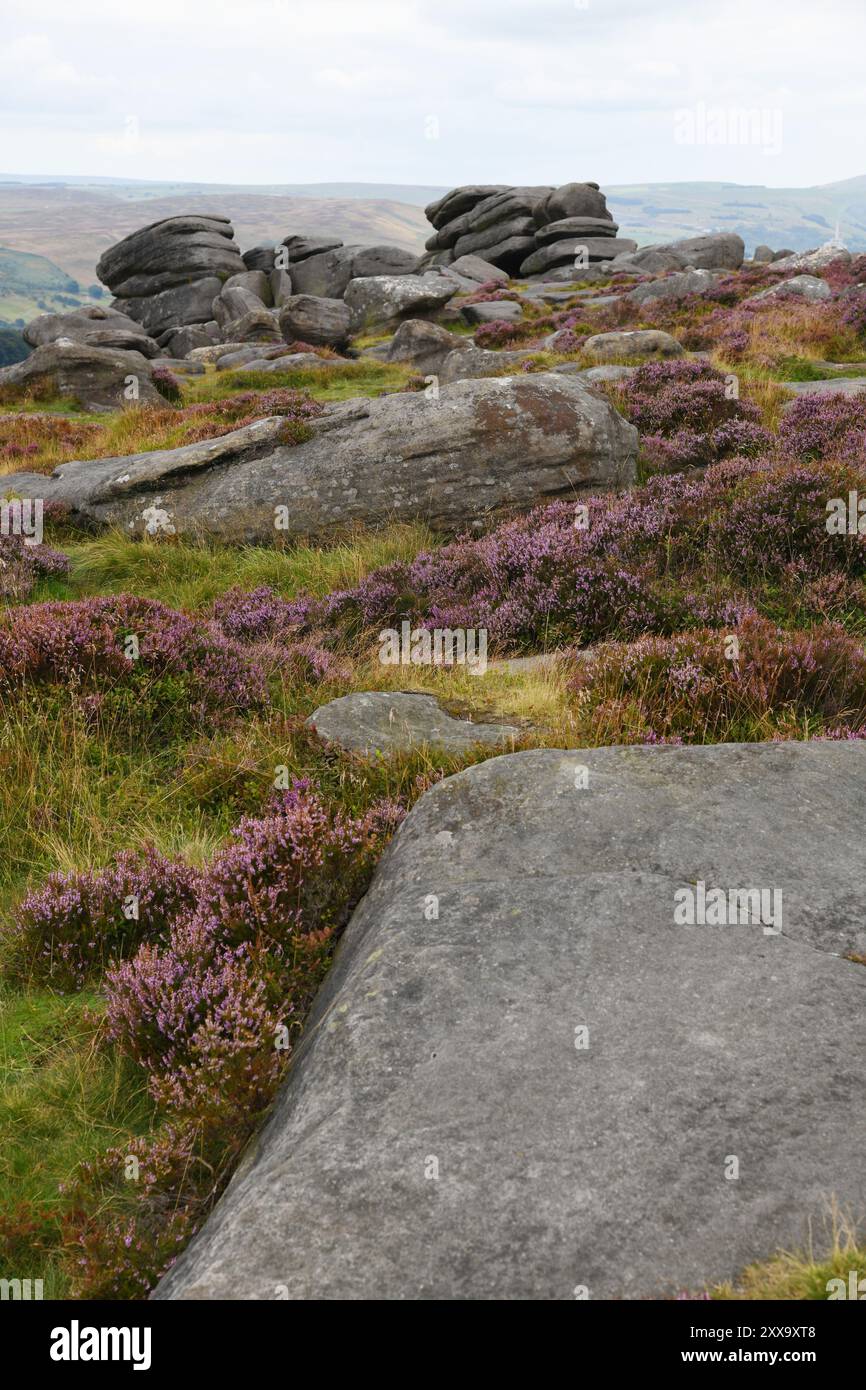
xmin=1 ymin=173 xmax=865 ymax=326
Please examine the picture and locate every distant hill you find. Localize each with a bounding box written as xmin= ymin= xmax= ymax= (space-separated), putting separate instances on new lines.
xmin=606 ymin=176 xmax=866 ymax=255
xmin=0 ymin=324 xmax=30 ymax=365
xmin=0 ymin=182 xmax=434 ymax=294
xmin=1 ymin=173 xmax=865 ymax=324
xmin=0 ymin=244 xmax=97 ymax=326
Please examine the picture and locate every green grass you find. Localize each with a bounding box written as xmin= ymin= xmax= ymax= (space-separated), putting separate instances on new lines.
xmin=183 ymin=359 xmax=415 ymax=404
xmin=42 ymin=524 xmax=436 ymax=611
xmin=0 ymin=984 xmax=154 ymax=1296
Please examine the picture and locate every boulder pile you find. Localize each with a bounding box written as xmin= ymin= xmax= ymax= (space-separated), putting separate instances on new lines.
xmin=96 ymin=214 xmax=247 ymax=353
xmin=422 ymin=182 xmax=637 ymax=277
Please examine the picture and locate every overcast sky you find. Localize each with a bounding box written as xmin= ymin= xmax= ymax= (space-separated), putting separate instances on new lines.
xmin=1 ymin=0 xmax=864 ymax=190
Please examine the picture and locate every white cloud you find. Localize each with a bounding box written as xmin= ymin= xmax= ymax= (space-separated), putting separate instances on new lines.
xmin=0 ymin=0 xmax=864 ymax=186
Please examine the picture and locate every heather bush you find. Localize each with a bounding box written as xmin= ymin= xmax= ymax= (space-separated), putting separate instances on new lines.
xmin=611 ymin=359 xmax=773 ymax=470
xmin=0 ymin=595 xmax=268 ymax=736
xmin=776 ymin=391 xmax=866 ymax=463
xmin=8 ymin=848 xmax=200 ymax=989
xmin=262 ymin=455 xmax=865 ymax=655
xmin=62 ymin=1124 xmax=222 ymax=1299
xmin=0 ymin=532 xmax=70 ymax=601
xmin=570 ymin=616 xmax=866 ymax=744
xmin=104 ymin=782 xmax=403 ymax=1113
xmin=150 ymin=366 xmax=182 ymax=404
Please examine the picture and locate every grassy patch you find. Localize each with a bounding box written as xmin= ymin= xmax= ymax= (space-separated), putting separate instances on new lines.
xmin=0 ymin=984 xmax=154 ymax=1296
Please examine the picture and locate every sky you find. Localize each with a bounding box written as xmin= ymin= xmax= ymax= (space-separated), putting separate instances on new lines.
xmin=1 ymin=0 xmax=864 ymax=190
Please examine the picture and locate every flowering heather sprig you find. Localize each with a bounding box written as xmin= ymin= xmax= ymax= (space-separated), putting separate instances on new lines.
xmin=150 ymin=366 xmax=182 ymax=403
xmin=0 ymin=533 xmax=70 ymax=602
xmin=11 ymin=847 xmax=200 ymax=989
xmin=0 ymin=594 xmax=268 ymax=730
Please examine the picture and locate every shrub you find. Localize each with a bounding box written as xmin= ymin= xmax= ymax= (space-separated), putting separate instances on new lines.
xmin=611 ymin=359 xmax=773 ymax=470
xmin=9 ymin=848 xmax=200 ymax=989
xmin=104 ymin=782 xmax=403 ymax=1116
xmin=569 ymin=616 xmax=866 ymax=744
xmin=0 ymin=595 xmax=268 ymax=735
xmin=150 ymin=367 xmax=182 ymax=404
xmin=777 ymin=391 xmax=866 ymax=463
xmin=0 ymin=533 xmax=70 ymax=602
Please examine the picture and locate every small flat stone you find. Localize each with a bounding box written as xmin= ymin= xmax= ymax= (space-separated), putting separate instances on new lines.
xmin=306 ymin=691 xmax=519 ymax=756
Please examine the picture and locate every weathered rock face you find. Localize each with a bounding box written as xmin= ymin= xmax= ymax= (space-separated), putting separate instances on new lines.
xmin=627 ymin=268 xmax=724 ymax=306
xmin=381 ymin=319 xmax=469 ymax=376
xmin=286 ymin=245 xmax=421 ymax=299
xmin=771 ymin=243 xmax=850 ymax=273
xmin=119 ymin=277 xmax=227 ymax=340
xmin=97 ymin=215 xmax=245 ymax=338
xmin=425 ymin=182 xmax=628 ymax=277
xmin=0 ymin=341 xmax=166 ymax=412
xmin=584 ymin=329 xmax=684 ymax=360
xmin=22 ymin=306 xmax=159 ymax=357
xmin=519 ymin=237 xmax=637 ymax=277
xmin=750 ymin=274 xmax=832 ymax=303
xmin=2 ymin=374 xmax=637 ymax=540
xmin=307 ymin=692 xmax=518 ymax=756
xmin=154 ymin=741 xmax=866 ymax=1300
xmin=278 ymin=295 xmax=351 ymax=348
xmin=612 ymin=233 xmax=744 ymax=276
xmin=343 ymin=274 xmax=458 ymax=332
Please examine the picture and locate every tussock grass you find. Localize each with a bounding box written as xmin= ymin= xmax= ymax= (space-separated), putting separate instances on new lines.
xmin=55 ymin=524 xmax=436 ymax=610
xmin=710 ymin=1206 xmax=866 ymax=1300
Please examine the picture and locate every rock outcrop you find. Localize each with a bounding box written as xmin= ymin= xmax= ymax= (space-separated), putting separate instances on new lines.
xmin=610 ymin=233 xmax=745 ymax=275
xmin=153 ymin=741 xmax=866 ymax=1300
xmin=0 ymin=340 xmax=167 ymax=412
xmin=1 ymin=374 xmax=637 ymax=540
xmin=96 ymin=214 xmax=246 ymax=342
xmin=22 ymin=305 xmax=160 ymax=358
xmin=423 ymin=182 xmax=636 ymax=277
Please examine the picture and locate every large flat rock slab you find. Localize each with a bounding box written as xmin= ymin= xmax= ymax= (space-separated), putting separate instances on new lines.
xmin=156 ymin=742 xmax=866 ymax=1301
xmin=307 ymin=692 xmax=519 ymax=756
xmin=1 ymin=373 xmax=637 ymax=543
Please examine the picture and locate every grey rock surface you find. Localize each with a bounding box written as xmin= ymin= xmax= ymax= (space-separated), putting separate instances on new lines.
xmin=307 ymin=692 xmax=518 ymax=755
xmin=23 ymin=306 xmax=157 ymax=356
xmin=519 ymin=238 xmax=637 ymax=277
xmin=117 ymin=276 xmax=225 ymax=338
xmin=628 ymin=268 xmax=723 ymax=305
xmin=780 ymin=377 xmax=866 ymax=403
xmin=750 ymin=274 xmax=832 ymax=303
xmin=279 ymin=294 xmax=351 ymax=348
xmin=771 ymin=243 xmax=850 ymax=273
xmin=584 ymin=329 xmax=684 ymax=360
xmin=383 ymin=319 xmax=469 ymax=375
xmin=344 ymin=273 xmax=458 ymax=332
xmin=461 ymin=300 xmax=524 ymax=325
xmin=2 ymin=373 xmax=637 ymax=540
xmin=154 ymin=741 xmax=866 ymax=1300
xmin=0 ymin=340 xmax=165 ymax=412
xmin=449 ymin=254 xmax=509 ymax=284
